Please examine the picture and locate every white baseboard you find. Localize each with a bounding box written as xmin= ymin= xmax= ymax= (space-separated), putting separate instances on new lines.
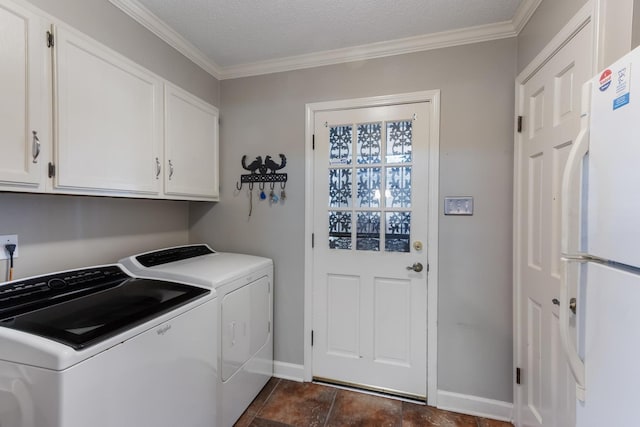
xmin=436 ymin=390 xmax=513 ymax=422
xmin=273 ymin=361 xmax=305 ymax=382
xmin=271 ymin=366 xmax=512 ymax=422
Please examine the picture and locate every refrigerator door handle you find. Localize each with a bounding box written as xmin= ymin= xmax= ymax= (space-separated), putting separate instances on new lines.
xmin=560 ymin=258 xmax=586 ymax=400
xmin=559 ymin=81 xmax=591 ymax=401
xmin=561 ymin=81 xmax=591 ymax=255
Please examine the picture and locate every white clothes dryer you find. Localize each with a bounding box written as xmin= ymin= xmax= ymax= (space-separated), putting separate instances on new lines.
xmin=120 ymin=244 xmax=273 ymax=427
xmin=0 ymin=264 xmax=217 ymax=427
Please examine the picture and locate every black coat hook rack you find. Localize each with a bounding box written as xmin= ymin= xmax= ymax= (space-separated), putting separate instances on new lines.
xmin=236 ymin=154 xmax=288 ymax=191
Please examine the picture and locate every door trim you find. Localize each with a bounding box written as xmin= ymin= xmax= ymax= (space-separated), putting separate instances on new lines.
xmin=513 ymin=2 xmax=599 ymax=425
xmin=304 ymin=90 xmax=440 ymax=406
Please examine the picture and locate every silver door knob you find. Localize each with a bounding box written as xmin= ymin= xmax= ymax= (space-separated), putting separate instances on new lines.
xmin=406 ymin=262 xmax=423 ymax=272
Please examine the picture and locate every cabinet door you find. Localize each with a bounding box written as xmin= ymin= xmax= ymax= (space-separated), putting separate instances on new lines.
xmin=164 ymin=83 xmax=219 ymax=200
xmin=54 ymin=26 xmax=163 ymax=196
xmin=0 ymin=0 xmax=47 ymax=189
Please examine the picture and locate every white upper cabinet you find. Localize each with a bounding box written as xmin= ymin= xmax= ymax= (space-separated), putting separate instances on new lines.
xmin=164 ymin=83 xmax=219 ymax=200
xmin=53 ymin=25 xmax=163 ymax=196
xmin=0 ymin=0 xmax=47 ymax=190
xmin=0 ymin=2 xmax=219 ymax=201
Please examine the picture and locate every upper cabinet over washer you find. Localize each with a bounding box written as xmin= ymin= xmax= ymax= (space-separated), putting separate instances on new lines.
xmin=0 ymin=0 xmax=47 ymax=191
xmin=53 ymin=25 xmax=164 ymax=197
xmin=0 ymin=0 xmax=220 ymax=202
xmin=164 ymin=83 xmax=219 ymax=200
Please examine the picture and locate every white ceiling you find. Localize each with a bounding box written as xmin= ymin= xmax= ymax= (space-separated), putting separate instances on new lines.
xmin=110 ymin=0 xmax=539 ymax=79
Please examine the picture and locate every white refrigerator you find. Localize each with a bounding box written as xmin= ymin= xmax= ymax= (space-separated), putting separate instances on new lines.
xmin=560 ymin=45 xmax=640 ymax=426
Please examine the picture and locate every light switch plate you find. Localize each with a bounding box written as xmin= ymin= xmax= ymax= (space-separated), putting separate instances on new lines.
xmin=444 ymin=197 xmax=473 ymax=215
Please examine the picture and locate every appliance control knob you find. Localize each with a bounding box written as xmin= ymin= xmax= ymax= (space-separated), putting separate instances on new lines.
xmin=48 ymin=278 xmax=67 ymax=290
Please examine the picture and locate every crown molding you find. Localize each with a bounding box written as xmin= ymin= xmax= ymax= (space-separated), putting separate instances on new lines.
xmin=220 ymin=21 xmax=517 ymax=79
xmin=110 ymin=0 xmax=542 ymax=80
xmin=512 ymin=0 xmax=544 ymax=33
xmin=109 ymin=0 xmax=223 ymax=79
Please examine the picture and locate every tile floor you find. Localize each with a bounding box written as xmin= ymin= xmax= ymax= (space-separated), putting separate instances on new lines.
xmin=235 ymin=378 xmax=514 ymax=427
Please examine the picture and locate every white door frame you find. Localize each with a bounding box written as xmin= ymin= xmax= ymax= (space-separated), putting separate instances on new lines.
xmin=513 ymin=2 xmax=600 ymax=425
xmin=304 ymin=90 xmax=441 ymax=406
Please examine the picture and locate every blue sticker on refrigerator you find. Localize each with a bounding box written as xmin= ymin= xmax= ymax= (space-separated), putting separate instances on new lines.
xmin=613 ymin=93 xmax=630 ymax=110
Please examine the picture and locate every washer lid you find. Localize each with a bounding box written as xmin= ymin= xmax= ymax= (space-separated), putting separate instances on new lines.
xmin=0 ymin=265 xmax=210 ymax=351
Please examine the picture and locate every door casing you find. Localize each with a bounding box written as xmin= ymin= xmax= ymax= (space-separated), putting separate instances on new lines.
xmin=304 ymin=90 xmax=440 ymax=406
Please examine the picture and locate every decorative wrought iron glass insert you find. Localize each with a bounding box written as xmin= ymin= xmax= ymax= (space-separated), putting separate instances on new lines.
xmin=357 ymin=167 xmax=381 ymax=208
xmin=385 ymin=166 xmax=411 ymax=208
xmin=328 ymin=168 xmax=352 ymax=208
xmin=329 ymin=211 xmax=352 ymax=249
xmin=386 ymin=120 xmax=412 ymax=163
xmin=356 ymin=211 xmax=381 ymax=251
xmin=385 ymin=211 xmax=411 ymax=252
xmin=326 ymin=117 xmax=414 ymax=252
xmin=329 ymin=125 xmax=353 ymax=165
xmin=357 ymin=123 xmax=382 ymax=164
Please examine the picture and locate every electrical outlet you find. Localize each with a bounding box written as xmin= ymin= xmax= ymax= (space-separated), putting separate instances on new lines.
xmin=0 ymin=235 xmax=19 ymax=260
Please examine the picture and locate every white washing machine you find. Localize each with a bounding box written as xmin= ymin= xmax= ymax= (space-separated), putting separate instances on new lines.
xmin=120 ymin=244 xmax=273 ymax=427
xmin=0 ymin=264 xmax=217 ymax=427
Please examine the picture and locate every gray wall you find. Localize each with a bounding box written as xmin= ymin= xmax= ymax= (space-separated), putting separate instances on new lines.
xmin=0 ymin=194 xmax=188 ymax=278
xmin=519 ymin=0 xmax=637 ymax=74
xmin=517 ymin=0 xmax=589 ymax=73
xmin=0 ymin=0 xmax=219 ymax=280
xmin=190 ymin=37 xmax=517 ymax=402
xmin=634 ymin=0 xmax=640 ymax=48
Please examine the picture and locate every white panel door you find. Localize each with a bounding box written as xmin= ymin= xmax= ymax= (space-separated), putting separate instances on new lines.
xmin=0 ymin=0 xmax=47 ymax=189
xmin=54 ymin=25 xmax=163 ymax=195
xmin=514 ymin=20 xmax=593 ymax=427
xmin=164 ymin=83 xmax=219 ymax=200
xmin=312 ymin=103 xmax=430 ymax=399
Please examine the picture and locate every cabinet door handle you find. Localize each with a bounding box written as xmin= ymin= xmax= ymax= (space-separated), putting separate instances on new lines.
xmin=32 ymin=131 xmax=41 ymax=163
xmin=155 ymin=157 xmax=161 ymax=179
xmin=168 ymin=160 xmax=174 ymax=180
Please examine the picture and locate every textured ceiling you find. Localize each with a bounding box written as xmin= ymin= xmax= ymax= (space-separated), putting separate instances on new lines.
xmin=136 ymin=0 xmax=523 ymax=68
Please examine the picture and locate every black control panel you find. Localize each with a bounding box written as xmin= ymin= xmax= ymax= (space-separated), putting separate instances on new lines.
xmin=135 ymin=245 xmax=214 ymax=267
xmin=0 ymin=266 xmax=129 ymax=319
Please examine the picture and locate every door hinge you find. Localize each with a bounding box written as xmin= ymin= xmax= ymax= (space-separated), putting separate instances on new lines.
xmin=427 ymin=263 xmax=430 ymax=272
xmin=312 ymin=134 xmax=315 ymax=150
xmin=517 ymin=116 xmax=523 ymax=133
xmin=312 ymin=233 xmax=315 ymax=248
xmin=46 ymin=30 xmax=54 ymax=48
xmin=516 ymin=367 xmax=521 ymax=385
xmin=311 ymin=330 xmax=314 ymax=346
xmin=48 ymin=162 xmax=56 ymax=178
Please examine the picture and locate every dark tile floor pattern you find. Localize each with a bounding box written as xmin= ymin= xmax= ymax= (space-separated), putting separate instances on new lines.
xmin=235 ymin=378 xmax=514 ymax=427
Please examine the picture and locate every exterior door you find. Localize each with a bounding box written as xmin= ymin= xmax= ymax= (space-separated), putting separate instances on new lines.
xmin=514 ymin=17 xmax=593 ymax=427
xmin=312 ymin=102 xmax=429 ymax=399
